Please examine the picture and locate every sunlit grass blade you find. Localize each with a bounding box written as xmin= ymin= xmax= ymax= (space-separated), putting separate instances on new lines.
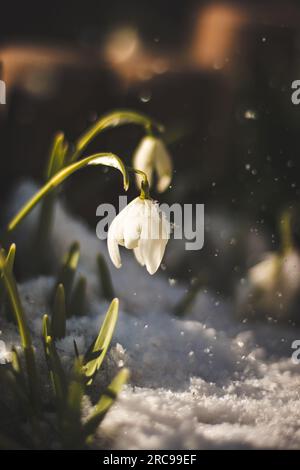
xmin=71 ymin=109 xmax=164 ymax=162
xmin=5 ymin=244 xmax=16 ymax=271
xmin=46 ymin=132 xmax=69 ymax=179
xmin=11 ymin=347 xmax=27 ymax=387
xmin=52 ymin=284 xmax=66 ymax=339
xmin=24 ymin=346 xmax=41 ymax=412
xmin=97 ymin=253 xmax=115 ymax=301
xmin=7 ymin=153 xmax=129 ymax=232
xmin=42 ymin=314 xmax=67 ymax=405
xmin=0 ymin=246 xmax=31 ymax=348
xmin=83 ymin=298 xmax=119 ymax=384
xmin=60 ymin=357 xmax=85 ymax=449
xmin=0 ymin=244 xmax=16 ymax=310
xmin=83 ymin=368 xmax=129 ymax=440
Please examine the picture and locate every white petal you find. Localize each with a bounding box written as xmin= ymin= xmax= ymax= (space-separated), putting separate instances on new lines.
xmin=107 ymin=208 xmax=126 ymax=268
xmin=157 ymin=174 xmax=172 ymax=193
xmin=141 ymin=200 xmax=170 ymax=241
xmin=249 ymin=253 xmax=279 ymax=290
xmin=138 ymin=201 xmax=170 ymax=274
xmin=107 ymin=216 xmax=124 ymax=268
xmin=154 ymin=139 xmax=173 ymax=192
xmin=134 ymin=245 xmax=145 ymax=266
xmin=138 ymin=237 xmax=167 ymax=274
xmin=133 ymin=136 xmax=156 ymax=187
xmin=123 ymin=198 xmax=146 ymax=248
xmin=123 ymin=219 xmax=142 ymax=249
xmin=107 ymin=197 xmax=144 ymax=267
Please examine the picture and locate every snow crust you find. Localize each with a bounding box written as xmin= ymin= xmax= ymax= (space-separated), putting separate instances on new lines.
xmin=1 ymin=181 xmax=300 ymax=449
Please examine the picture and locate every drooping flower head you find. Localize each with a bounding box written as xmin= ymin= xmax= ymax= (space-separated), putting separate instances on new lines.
xmin=133 ymin=136 xmax=172 ymax=193
xmin=108 ymin=196 xmax=170 ymax=275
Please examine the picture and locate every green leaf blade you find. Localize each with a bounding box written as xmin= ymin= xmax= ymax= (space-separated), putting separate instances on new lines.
xmin=52 ymin=284 xmax=67 ymax=339
xmin=84 ymin=298 xmax=119 ymax=383
xmin=83 ymin=368 xmax=129 ymax=439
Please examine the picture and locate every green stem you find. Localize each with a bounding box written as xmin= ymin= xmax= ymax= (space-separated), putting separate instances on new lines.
xmin=127 ymin=167 xmax=150 ymax=199
xmin=7 ymin=153 xmax=129 ymax=232
xmin=70 ymin=110 xmax=163 ymax=163
xmin=280 ymin=210 xmax=293 ymax=254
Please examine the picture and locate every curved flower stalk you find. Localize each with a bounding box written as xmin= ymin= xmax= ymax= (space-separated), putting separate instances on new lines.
xmin=108 ymin=171 xmax=170 ymax=275
xmin=7 ymin=153 xmax=129 ymax=232
xmin=71 ymin=109 xmax=163 ymax=163
xmin=133 ymin=135 xmax=173 ymax=193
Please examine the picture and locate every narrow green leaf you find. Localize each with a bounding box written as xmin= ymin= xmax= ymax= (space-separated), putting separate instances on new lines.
xmin=83 ymin=298 xmax=119 ymax=383
xmin=67 ymin=358 xmax=84 ymax=418
xmin=11 ymin=347 xmax=22 ymax=374
xmin=32 ymin=206 xmax=55 ymax=276
xmin=7 ymin=153 xmax=129 ymax=232
xmin=0 ymin=246 xmax=31 ymax=348
xmin=11 ymin=347 xmax=27 ymax=389
xmin=23 ymin=345 xmax=41 ymax=413
xmin=54 ymin=242 xmax=80 ymax=308
xmin=97 ymin=253 xmax=115 ymax=301
xmin=83 ymin=368 xmax=129 ymax=439
xmin=52 ymin=284 xmax=66 ymax=339
xmin=65 ymin=379 xmax=83 ymax=426
xmin=0 ymin=244 xmax=16 ymax=311
xmin=46 ymin=132 xmax=68 ymax=179
xmin=60 ymin=357 xmax=85 ymax=449
xmin=5 ymin=244 xmax=16 ymax=272
xmin=42 ymin=314 xmax=67 ymax=404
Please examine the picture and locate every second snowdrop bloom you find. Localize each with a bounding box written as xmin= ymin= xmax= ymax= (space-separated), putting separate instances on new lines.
xmin=108 ymin=196 xmax=170 ymax=274
xmin=133 ymin=136 xmax=172 ymax=193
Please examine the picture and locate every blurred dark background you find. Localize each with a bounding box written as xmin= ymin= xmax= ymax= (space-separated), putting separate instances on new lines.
xmin=1 ymin=0 xmax=300 ymax=286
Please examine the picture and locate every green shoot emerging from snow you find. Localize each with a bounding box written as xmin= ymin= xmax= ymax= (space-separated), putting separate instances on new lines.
xmin=0 ymin=243 xmax=128 ymax=449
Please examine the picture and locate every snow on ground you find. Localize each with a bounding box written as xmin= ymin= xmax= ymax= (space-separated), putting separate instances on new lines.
xmin=1 ymin=181 xmax=300 ymax=449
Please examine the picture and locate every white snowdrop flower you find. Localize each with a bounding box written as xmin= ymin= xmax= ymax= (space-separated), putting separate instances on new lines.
xmin=249 ymin=250 xmax=300 ymax=294
xmin=238 ymin=249 xmax=300 ymax=321
xmin=108 ymin=196 xmax=170 ymax=274
xmin=133 ymin=136 xmax=172 ymax=193
xmin=249 ymin=253 xmax=280 ymax=291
